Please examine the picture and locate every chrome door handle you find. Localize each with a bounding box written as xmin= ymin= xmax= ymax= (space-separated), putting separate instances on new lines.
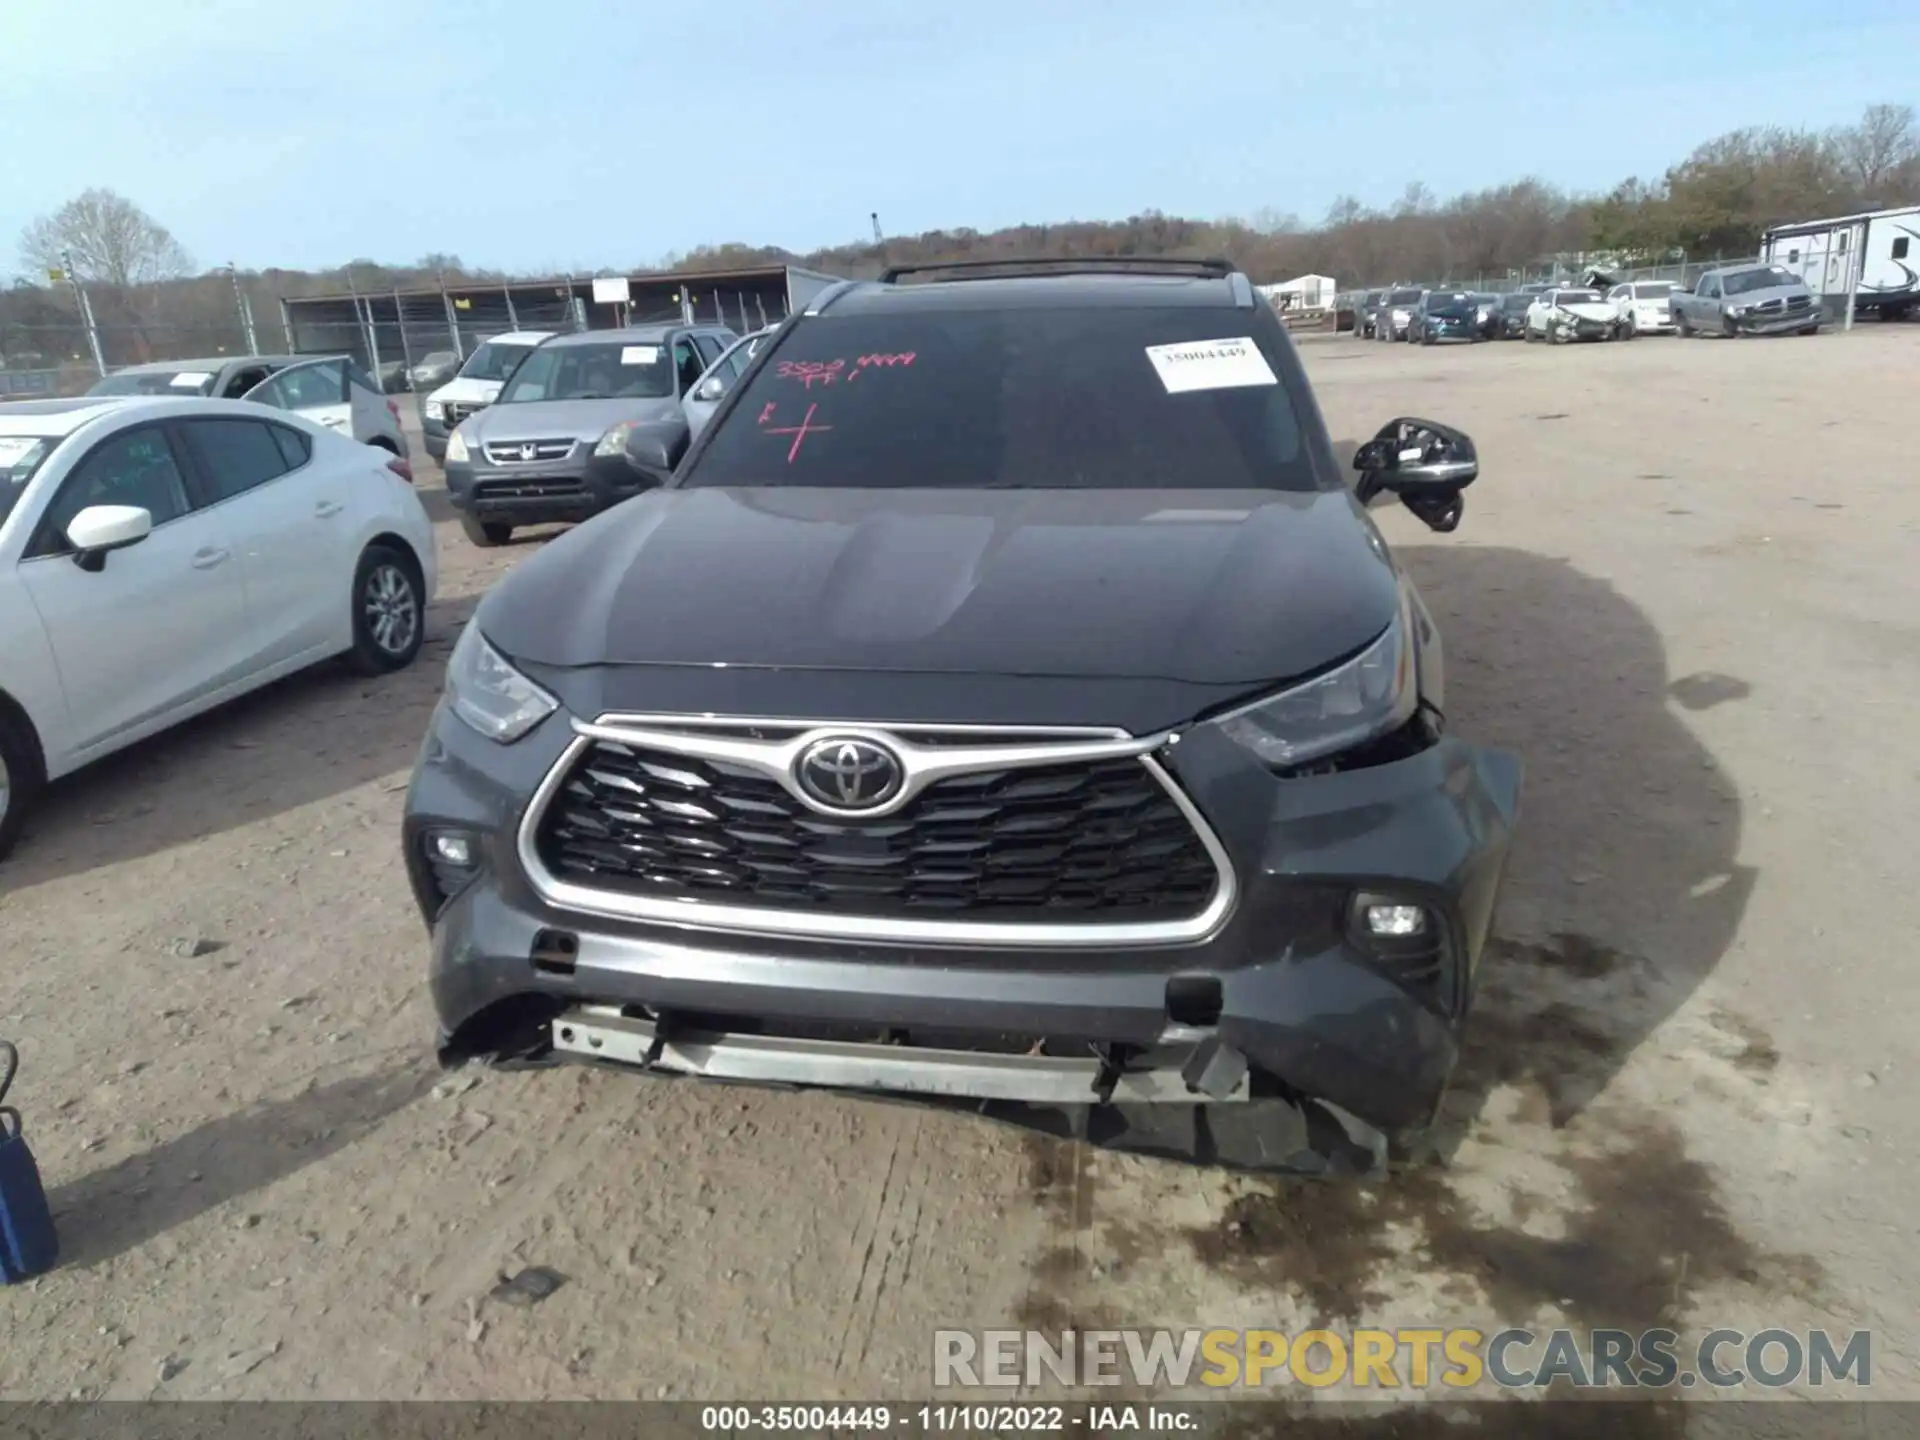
xmin=191 ymin=547 xmax=231 ymax=570
xmin=315 ymin=501 xmax=344 ymax=518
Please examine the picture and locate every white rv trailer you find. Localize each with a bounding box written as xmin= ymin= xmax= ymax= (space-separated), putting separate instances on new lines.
xmin=1761 ymin=204 xmax=1920 ymax=320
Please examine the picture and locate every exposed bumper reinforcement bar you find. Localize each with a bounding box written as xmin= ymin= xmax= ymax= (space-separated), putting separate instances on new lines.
xmin=551 ymin=1005 xmax=1251 ymax=1105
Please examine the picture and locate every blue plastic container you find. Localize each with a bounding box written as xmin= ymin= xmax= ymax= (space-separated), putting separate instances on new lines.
xmin=0 ymin=1041 xmax=59 ymax=1282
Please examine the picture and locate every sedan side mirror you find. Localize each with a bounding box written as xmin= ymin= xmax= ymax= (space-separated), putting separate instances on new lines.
xmin=1351 ymin=417 xmax=1478 ymax=533
xmin=67 ymin=504 xmax=153 ymax=572
xmin=622 ymin=416 xmax=691 ymax=487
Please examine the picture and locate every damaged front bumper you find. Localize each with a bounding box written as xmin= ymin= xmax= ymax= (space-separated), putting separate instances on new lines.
xmin=403 ymin=709 xmax=1523 ymax=1176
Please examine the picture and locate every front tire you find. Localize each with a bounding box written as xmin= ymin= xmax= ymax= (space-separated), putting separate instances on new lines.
xmin=347 ymin=544 xmax=425 ymax=675
xmin=0 ymin=707 xmax=45 ymax=864
xmin=1676 ymin=310 xmax=1693 ymax=337
xmin=460 ymin=513 xmax=513 ymax=547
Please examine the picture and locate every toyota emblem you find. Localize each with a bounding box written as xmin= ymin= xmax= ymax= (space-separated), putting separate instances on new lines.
xmin=794 ymin=736 xmax=904 ymax=811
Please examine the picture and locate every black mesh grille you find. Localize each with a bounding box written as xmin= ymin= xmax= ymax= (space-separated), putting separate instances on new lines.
xmin=533 ymin=740 xmax=1219 ymax=922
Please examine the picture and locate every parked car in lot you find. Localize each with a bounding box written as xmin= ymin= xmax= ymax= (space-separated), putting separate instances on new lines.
xmin=402 ymin=256 xmax=1522 ymax=1175
xmin=88 ymin=355 xmax=304 ymax=401
xmin=1524 ymin=287 xmax=1616 ymax=343
xmin=91 ymin=354 xmax=410 ymax=458
xmin=420 ymin=331 xmax=555 ymax=462
xmin=1374 ymin=288 xmax=1423 ymax=341
xmin=1494 ymin=293 xmax=1532 ymax=339
xmin=1671 ymin=264 xmax=1821 ymax=337
xmin=1605 ymin=280 xmax=1677 ymax=338
xmin=441 ymin=323 xmax=737 ymax=547
xmin=1408 ymin=290 xmax=1482 ymax=345
xmin=408 ymin=351 xmax=461 ymax=392
xmin=1469 ymin=293 xmax=1503 ymax=340
xmin=681 ymin=327 xmax=777 ymax=441
xmin=1354 ymin=289 xmax=1386 ymax=338
xmin=0 ymin=396 xmax=436 ymax=860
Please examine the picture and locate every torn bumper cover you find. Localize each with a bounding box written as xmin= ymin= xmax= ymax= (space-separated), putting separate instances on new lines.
xmin=405 ymin=713 xmax=1523 ymax=1176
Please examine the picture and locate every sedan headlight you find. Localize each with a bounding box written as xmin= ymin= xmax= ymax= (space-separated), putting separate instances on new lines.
xmin=1211 ymin=602 xmax=1418 ymax=770
xmin=424 ymin=399 xmax=445 ymax=421
xmin=593 ymin=420 xmax=639 ymax=457
xmin=445 ymin=624 xmax=558 ymax=743
xmin=445 ymin=430 xmax=469 ymax=463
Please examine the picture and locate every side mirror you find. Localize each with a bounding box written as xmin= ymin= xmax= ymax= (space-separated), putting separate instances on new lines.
xmin=67 ymin=504 xmax=152 ymax=571
xmin=622 ymin=417 xmax=691 ymax=487
xmin=1351 ymin=417 xmax=1478 ymax=533
xmin=694 ymin=374 xmax=728 ymax=403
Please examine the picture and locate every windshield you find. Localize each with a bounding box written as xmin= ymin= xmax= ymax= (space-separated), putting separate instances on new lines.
xmin=497 ymin=341 xmax=676 ymax=403
xmin=459 ymin=341 xmax=537 ymax=383
xmin=1387 ymin=289 xmax=1422 ymax=305
xmin=1502 ymin=294 xmax=1532 ymax=312
xmin=1632 ymin=282 xmax=1674 ymax=298
xmin=88 ymin=369 xmax=216 ymax=397
xmin=0 ymin=434 xmax=59 ymax=529
xmin=1363 ymin=290 xmax=1384 ymax=304
xmin=1724 ymin=267 xmax=1797 ymax=295
xmin=1426 ymin=293 xmax=1471 ymax=310
xmin=1556 ymin=290 xmax=1602 ymax=305
xmin=679 ymin=308 xmax=1319 ymax=494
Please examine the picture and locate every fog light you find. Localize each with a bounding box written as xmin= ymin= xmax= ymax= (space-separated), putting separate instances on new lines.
xmin=429 ymin=832 xmax=474 ymax=867
xmin=1363 ymin=904 xmax=1426 ymax=938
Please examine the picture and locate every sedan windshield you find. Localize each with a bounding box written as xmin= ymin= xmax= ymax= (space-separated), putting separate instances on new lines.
xmin=1502 ymin=294 xmax=1532 ymax=312
xmin=1632 ymin=282 xmax=1674 ymax=298
xmin=1387 ymin=289 xmax=1422 ymax=305
xmin=0 ymin=434 xmax=58 ymax=528
xmin=1556 ymin=290 xmax=1602 ymax=305
xmin=1724 ymin=267 xmax=1797 ymax=296
xmin=498 ymin=341 xmax=675 ymax=403
xmin=459 ymin=342 xmax=537 ymax=383
xmin=88 ymin=369 xmax=216 ymax=397
xmin=679 ymin=308 xmax=1320 ymax=493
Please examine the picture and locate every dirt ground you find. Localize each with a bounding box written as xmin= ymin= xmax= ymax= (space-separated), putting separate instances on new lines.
xmin=2 ymin=325 xmax=1916 ymax=1415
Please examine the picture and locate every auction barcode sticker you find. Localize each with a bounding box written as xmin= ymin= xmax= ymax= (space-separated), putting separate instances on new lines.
xmin=1144 ymin=336 xmax=1277 ymax=394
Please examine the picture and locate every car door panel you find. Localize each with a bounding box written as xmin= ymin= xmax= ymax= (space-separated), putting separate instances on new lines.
xmin=245 ymin=358 xmax=354 ymax=438
xmin=17 ymin=424 xmax=247 ymax=757
xmin=178 ymin=416 xmax=354 ymax=664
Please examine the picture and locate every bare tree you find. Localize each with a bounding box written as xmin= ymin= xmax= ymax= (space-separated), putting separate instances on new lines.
xmin=20 ymin=188 xmax=193 ymax=293
xmin=1829 ymin=103 xmax=1919 ymax=199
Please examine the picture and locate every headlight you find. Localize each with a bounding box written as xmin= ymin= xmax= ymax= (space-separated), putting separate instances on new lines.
xmin=1392 ymin=308 xmax=1409 ymax=319
xmin=445 ymin=430 xmax=469 ymax=463
xmin=593 ymin=420 xmax=639 ymax=457
xmin=1210 ymin=603 xmax=1418 ymax=770
xmin=424 ymin=400 xmax=445 ymax=420
xmin=445 ymin=624 xmax=558 ymax=743
xmin=1727 ymin=304 xmax=1748 ymax=317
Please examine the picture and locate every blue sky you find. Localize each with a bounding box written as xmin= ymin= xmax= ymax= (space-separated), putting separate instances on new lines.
xmin=2 ymin=0 xmax=1915 ymax=277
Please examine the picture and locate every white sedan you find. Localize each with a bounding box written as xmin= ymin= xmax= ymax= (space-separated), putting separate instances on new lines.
xmin=1604 ymin=280 xmax=1677 ymax=338
xmin=0 ymin=395 xmax=438 ymax=859
xmin=1523 ymin=288 xmax=1618 ymax=344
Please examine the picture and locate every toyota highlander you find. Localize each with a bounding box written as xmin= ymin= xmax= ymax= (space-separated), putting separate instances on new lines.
xmin=402 ymin=258 xmax=1523 ymax=1175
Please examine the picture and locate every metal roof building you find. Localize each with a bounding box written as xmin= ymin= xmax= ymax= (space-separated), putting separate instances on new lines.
xmin=279 ymin=264 xmax=841 ymax=374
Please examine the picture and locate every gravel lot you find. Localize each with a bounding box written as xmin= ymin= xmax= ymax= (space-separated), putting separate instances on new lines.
xmin=2 ymin=327 xmax=1916 ymax=1411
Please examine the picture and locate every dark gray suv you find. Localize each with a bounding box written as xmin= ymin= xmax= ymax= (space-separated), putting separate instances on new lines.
xmin=402 ymin=258 xmax=1522 ymax=1175
xmin=441 ymin=323 xmax=736 ymax=546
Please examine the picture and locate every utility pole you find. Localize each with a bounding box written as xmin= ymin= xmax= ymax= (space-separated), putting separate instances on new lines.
xmin=227 ymin=263 xmax=260 ymax=354
xmin=870 ymin=212 xmax=883 ymax=246
xmin=59 ymin=248 xmax=107 ymax=377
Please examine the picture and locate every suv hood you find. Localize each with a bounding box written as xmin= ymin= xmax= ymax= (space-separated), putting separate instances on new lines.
xmin=466 ymin=395 xmax=681 ymax=446
xmin=477 ymin=486 xmax=1402 ymax=686
xmin=1725 ymin=282 xmax=1811 ymax=306
xmin=428 ymin=376 xmax=506 ymax=406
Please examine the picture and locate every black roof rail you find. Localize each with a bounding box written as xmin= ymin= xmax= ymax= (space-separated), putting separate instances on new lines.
xmin=877 ymin=256 xmax=1240 ymax=284
xmin=800 ymin=278 xmax=864 ymax=316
